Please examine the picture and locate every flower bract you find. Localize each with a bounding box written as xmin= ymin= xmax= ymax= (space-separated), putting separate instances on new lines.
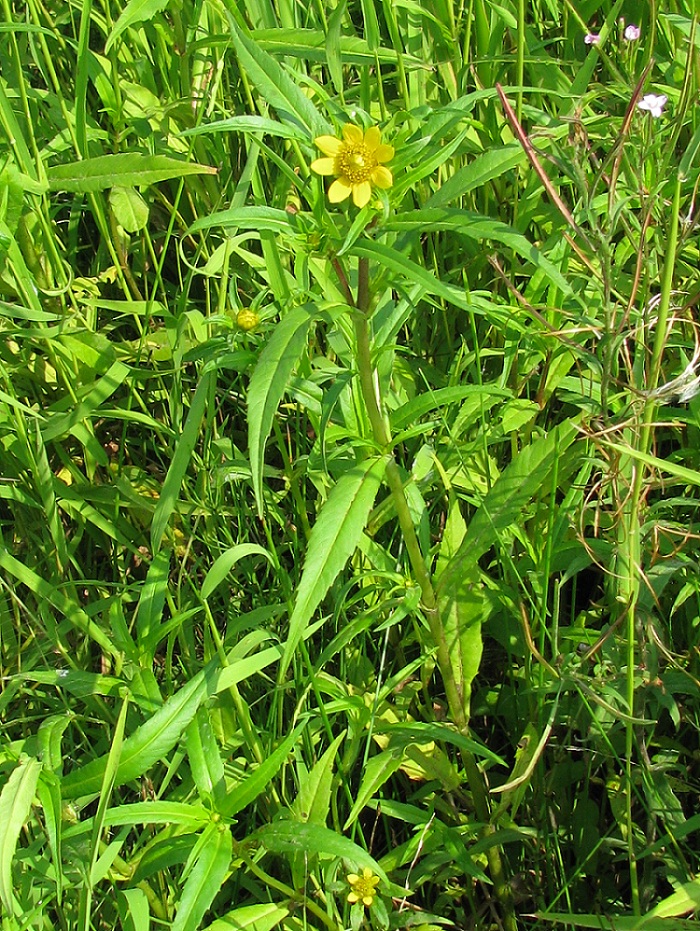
xmin=311 ymin=124 xmax=394 ymax=208
xmin=637 ymin=93 xmax=667 ymax=118
xmin=347 ymin=867 xmax=380 ymax=907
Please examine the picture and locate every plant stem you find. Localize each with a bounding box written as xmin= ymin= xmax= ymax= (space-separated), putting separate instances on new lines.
xmin=351 ymin=255 xmax=516 ymax=931
xmin=616 ymin=170 xmax=681 ymax=915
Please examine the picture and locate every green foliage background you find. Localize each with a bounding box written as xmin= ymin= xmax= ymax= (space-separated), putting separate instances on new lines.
xmin=1 ymin=0 xmax=700 ymax=929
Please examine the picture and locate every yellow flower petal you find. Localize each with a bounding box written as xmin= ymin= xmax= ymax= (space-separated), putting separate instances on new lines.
xmin=347 ymin=892 xmax=360 ymax=903
xmin=314 ymin=135 xmax=342 ymax=156
xmin=342 ymin=123 xmax=364 ymax=145
xmin=352 ymin=181 xmax=372 ymax=207
xmin=310 ymin=157 xmax=336 ymax=176
xmin=364 ymin=125 xmax=382 ymax=151
xmin=347 ymin=874 xmax=359 ymax=884
xmin=375 ymin=143 xmax=394 ymax=162
xmin=328 ymin=177 xmax=353 ymax=202
xmin=371 ymin=166 xmax=393 ymax=189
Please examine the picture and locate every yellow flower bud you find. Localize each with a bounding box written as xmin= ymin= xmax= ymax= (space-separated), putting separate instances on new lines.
xmin=236 ymin=308 xmax=260 ymax=331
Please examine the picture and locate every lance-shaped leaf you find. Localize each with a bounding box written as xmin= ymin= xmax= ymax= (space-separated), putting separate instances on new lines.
xmin=248 ymin=304 xmax=318 ymax=516
xmin=436 ymin=419 xmax=580 ymax=720
xmin=47 ymin=154 xmax=216 ymax=193
xmin=281 ymin=456 xmax=389 ymax=675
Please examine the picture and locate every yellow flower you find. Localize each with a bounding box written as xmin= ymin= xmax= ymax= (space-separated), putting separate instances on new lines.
xmin=236 ymin=308 xmax=260 ymax=331
xmin=346 ymin=867 xmax=380 ymax=907
xmin=311 ymin=124 xmax=394 ymax=208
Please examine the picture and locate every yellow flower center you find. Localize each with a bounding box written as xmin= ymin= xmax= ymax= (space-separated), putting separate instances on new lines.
xmin=349 ymin=873 xmax=378 ymax=901
xmin=336 ymin=143 xmax=375 ymax=183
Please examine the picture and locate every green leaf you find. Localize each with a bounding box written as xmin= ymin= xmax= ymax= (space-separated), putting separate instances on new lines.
xmin=218 ymin=723 xmax=306 ymax=820
xmin=42 ymin=360 xmax=131 ymax=441
xmin=61 ymin=660 xmax=220 ymax=799
xmin=385 ymin=209 xmax=572 ymax=295
xmin=136 ymin=548 xmax=171 ymax=657
xmin=0 ymin=758 xmax=42 ymax=915
xmin=351 ymin=240 xmax=507 ymax=319
xmin=152 ymin=370 xmax=214 ymax=553
xmin=47 ymin=154 xmax=216 ymax=193
xmin=248 ymin=304 xmax=318 ymax=516
xmin=181 ymin=116 xmax=308 ymax=141
xmin=188 ymin=205 xmax=296 ymax=236
xmin=281 ymin=455 xmax=389 ymax=675
xmin=186 ymin=709 xmax=226 ymax=804
xmin=172 ymin=824 xmax=232 ymax=931
xmin=343 ymin=749 xmax=403 ymax=830
xmin=204 ymin=904 xmax=289 ymax=931
xmin=202 ymin=545 xmax=275 ymax=600
xmin=103 ymin=802 xmax=210 ymax=828
xmin=438 ymin=419 xmax=580 ymax=576
xmin=0 ymin=549 xmax=118 ymax=659
xmin=291 ymin=732 xmax=344 ymax=825
xmin=647 ymin=879 xmax=700 ymax=919
xmin=254 ymin=821 xmax=387 ymax=882
xmin=117 ymin=887 xmax=151 ymax=931
xmin=539 ymin=913 xmax=699 ymax=930
xmin=227 ymin=18 xmax=328 ymax=137
xmin=105 ymin=0 xmax=169 ymax=51
xmin=110 ymin=186 xmax=149 ymax=231
xmin=436 ymin=420 xmax=580 ymax=720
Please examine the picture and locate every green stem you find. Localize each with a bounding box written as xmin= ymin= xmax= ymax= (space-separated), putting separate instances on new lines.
xmin=351 ymin=255 xmax=516 ymax=931
xmin=240 ymin=851 xmax=340 ymax=931
xmin=616 ymin=171 xmax=682 ymax=915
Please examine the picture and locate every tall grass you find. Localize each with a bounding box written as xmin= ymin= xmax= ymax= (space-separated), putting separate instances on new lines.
xmin=1 ymin=1 xmax=700 ymax=930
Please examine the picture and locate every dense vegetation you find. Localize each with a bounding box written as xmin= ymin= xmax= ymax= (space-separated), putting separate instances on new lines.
xmin=1 ymin=1 xmax=700 ymax=929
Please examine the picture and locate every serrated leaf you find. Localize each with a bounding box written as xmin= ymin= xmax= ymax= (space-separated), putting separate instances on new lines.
xmin=218 ymin=723 xmax=306 ymax=820
xmin=281 ymin=455 xmax=389 ymax=674
xmin=47 ymin=154 xmax=216 ymax=193
xmin=344 ymin=749 xmax=403 ymax=830
xmin=227 ymin=18 xmax=328 ymax=137
xmin=61 ymin=660 xmax=220 ymax=799
xmin=291 ymin=732 xmax=344 ymax=825
xmin=385 ymin=209 xmax=572 ymax=295
xmin=105 ymin=0 xmax=174 ymax=51
xmin=436 ymin=419 xmax=580 ymax=720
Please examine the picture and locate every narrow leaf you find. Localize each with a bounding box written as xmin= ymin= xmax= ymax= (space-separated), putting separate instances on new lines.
xmin=152 ymin=370 xmax=214 ymax=552
xmin=248 ymin=305 xmax=318 ymax=516
xmin=227 ymin=18 xmax=328 ymax=137
xmin=47 ymin=154 xmax=216 ymax=193
xmin=281 ymin=455 xmax=389 ymax=674
xmin=61 ymin=660 xmax=220 ymax=799
xmin=172 ymin=824 xmax=232 ymax=931
xmin=218 ymin=723 xmax=306 ymax=820
xmin=0 ymin=758 xmax=42 ymax=915
xmin=202 ymin=545 xmax=275 ymax=600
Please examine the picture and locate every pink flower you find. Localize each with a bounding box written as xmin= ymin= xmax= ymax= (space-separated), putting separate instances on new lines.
xmin=624 ymin=24 xmax=641 ymax=41
xmin=637 ymin=94 xmax=667 ymax=118
xmin=584 ymin=32 xmax=600 ymax=45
